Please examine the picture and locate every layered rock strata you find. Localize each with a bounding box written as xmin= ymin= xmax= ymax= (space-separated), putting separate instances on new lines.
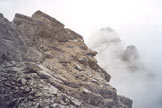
xmin=0 ymin=11 xmax=132 ymax=108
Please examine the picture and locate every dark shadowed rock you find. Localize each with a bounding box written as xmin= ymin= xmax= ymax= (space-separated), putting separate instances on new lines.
xmin=121 ymin=45 xmax=139 ymax=71
xmin=0 ymin=17 xmax=42 ymax=62
xmin=0 ymin=11 xmax=132 ymax=108
xmin=0 ymin=13 xmax=3 ymax=18
xmin=118 ymin=96 xmax=133 ymax=108
xmin=122 ymin=45 xmax=139 ymax=62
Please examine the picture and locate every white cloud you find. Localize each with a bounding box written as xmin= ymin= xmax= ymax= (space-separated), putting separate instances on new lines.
xmin=88 ymin=28 xmax=162 ymax=108
xmin=0 ymin=0 xmax=162 ymax=107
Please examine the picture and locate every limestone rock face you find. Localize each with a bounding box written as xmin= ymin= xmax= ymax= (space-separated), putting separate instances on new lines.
xmin=0 ymin=11 xmax=132 ymax=108
xmin=0 ymin=15 xmax=42 ymax=62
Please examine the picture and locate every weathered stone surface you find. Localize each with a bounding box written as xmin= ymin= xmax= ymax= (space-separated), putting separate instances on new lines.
xmin=0 ymin=13 xmax=3 ymax=18
xmin=118 ymin=96 xmax=133 ymax=108
xmin=0 ymin=16 xmax=42 ymax=63
xmin=0 ymin=11 xmax=132 ymax=108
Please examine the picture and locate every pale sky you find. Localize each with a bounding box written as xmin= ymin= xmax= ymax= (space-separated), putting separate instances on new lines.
xmin=1 ymin=0 xmax=162 ymax=107
xmin=0 ymin=0 xmax=162 ymax=44
xmin=1 ymin=0 xmax=161 ymax=67
xmin=1 ymin=0 xmax=162 ymax=78
xmin=1 ymin=0 xmax=162 ymax=77
xmin=0 ymin=0 xmax=162 ymax=79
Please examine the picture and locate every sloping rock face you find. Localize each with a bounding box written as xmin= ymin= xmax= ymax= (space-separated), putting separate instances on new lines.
xmin=0 ymin=11 xmax=132 ymax=108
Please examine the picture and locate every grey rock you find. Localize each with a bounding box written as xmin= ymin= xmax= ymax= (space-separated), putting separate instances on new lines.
xmin=0 ymin=13 xmax=3 ymax=18
xmin=0 ymin=16 xmax=42 ymax=62
xmin=117 ymin=96 xmax=133 ymax=108
xmin=122 ymin=45 xmax=139 ymax=62
xmin=0 ymin=11 xmax=132 ymax=108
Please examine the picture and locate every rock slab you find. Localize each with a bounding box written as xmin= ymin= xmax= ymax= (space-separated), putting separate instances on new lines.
xmin=0 ymin=11 xmax=132 ymax=108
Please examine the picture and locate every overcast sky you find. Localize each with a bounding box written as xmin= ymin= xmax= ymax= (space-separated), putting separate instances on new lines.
xmin=1 ymin=0 xmax=161 ymax=69
xmin=1 ymin=0 xmax=162 ymax=81
xmin=1 ymin=0 xmax=162 ymax=107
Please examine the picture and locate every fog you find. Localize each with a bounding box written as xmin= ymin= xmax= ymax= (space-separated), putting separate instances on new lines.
xmin=0 ymin=0 xmax=162 ymax=107
xmin=87 ymin=27 xmax=162 ymax=108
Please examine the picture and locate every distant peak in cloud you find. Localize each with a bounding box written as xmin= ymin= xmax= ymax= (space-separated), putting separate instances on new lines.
xmin=87 ymin=27 xmax=160 ymax=108
xmin=88 ymin=27 xmax=121 ymax=51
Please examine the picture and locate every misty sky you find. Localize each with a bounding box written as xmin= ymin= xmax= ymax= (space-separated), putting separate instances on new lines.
xmin=1 ymin=0 xmax=162 ymax=107
xmin=1 ymin=0 xmax=162 ymax=59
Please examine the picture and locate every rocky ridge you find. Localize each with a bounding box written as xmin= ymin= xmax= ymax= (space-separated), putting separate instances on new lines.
xmin=0 ymin=11 xmax=132 ymax=108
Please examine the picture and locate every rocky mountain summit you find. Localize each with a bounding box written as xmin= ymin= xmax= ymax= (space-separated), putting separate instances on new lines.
xmin=0 ymin=11 xmax=132 ymax=108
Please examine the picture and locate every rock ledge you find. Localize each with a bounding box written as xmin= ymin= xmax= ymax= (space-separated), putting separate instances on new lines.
xmin=0 ymin=11 xmax=132 ymax=108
